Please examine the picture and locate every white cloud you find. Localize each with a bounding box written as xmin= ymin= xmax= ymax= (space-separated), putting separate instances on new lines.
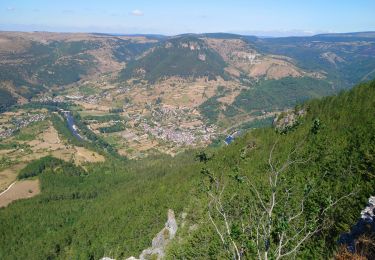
xmin=7 ymin=7 xmax=16 ymax=12
xmin=130 ymin=9 xmax=144 ymax=16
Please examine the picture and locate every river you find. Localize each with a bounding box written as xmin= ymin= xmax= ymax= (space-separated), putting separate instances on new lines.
xmin=64 ymin=111 xmax=83 ymax=140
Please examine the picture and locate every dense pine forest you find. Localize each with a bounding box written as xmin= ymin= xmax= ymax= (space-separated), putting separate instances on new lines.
xmin=0 ymin=79 xmax=375 ymax=259
xmin=167 ymin=79 xmax=375 ymax=259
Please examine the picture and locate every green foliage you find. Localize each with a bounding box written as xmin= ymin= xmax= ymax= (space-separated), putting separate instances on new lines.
xmin=99 ymin=123 xmax=126 ymax=133
xmin=0 ymin=40 xmax=99 ymax=105
xmin=0 ymin=152 xmax=200 ymax=259
xmin=0 ymin=89 xmax=17 ymax=112
xmin=14 ymin=120 xmax=49 ymax=141
xmin=25 ymin=41 xmax=98 ymax=86
xmin=51 ymin=112 xmax=120 ymax=158
xmin=21 ymin=101 xmax=76 ymax=111
xmin=50 ymin=41 xmax=101 ymax=56
xmin=167 ymin=79 xmax=375 ymax=259
xmin=221 ymin=105 xmax=241 ymax=118
xmin=238 ymin=116 xmax=274 ymax=130
xmin=19 ymin=102 xmax=119 ymax=158
xmin=199 ymin=95 xmax=222 ymax=124
xmin=72 ymin=113 xmax=119 ymax=157
xmin=78 ymin=85 xmax=99 ymax=96
xmin=0 ymin=65 xmax=38 ymax=100
xmin=82 ymin=114 xmax=124 ymax=122
xmin=1 ymin=80 xmax=375 ymax=259
xmin=253 ymin=35 xmax=375 ymax=87
xmin=109 ymin=108 xmax=124 ymax=113
xmin=51 ymin=113 xmax=82 ymax=144
xmin=0 ymin=142 xmax=20 ymax=150
xmin=234 ymin=77 xmax=334 ymax=112
xmin=200 ymin=77 xmax=335 ymax=125
xmin=112 ymin=39 xmax=155 ymax=62
xmin=18 ymin=156 xmax=75 ymax=179
xmin=0 ymin=157 xmax=13 ymax=171
xmin=119 ymin=36 xmax=228 ymax=83
xmin=198 ymin=86 xmax=237 ymax=124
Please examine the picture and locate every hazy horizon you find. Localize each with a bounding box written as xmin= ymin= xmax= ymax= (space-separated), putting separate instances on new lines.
xmin=1 ymin=0 xmax=374 ymax=37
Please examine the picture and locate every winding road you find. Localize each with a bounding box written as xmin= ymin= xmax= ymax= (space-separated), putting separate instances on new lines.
xmin=0 ymin=181 xmax=17 ymax=196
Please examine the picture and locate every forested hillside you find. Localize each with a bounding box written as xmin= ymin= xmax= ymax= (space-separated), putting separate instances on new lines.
xmin=0 ymin=153 xmax=200 ymax=259
xmin=252 ymin=33 xmax=375 ymax=87
xmin=119 ymin=36 xmax=228 ymax=83
xmin=167 ymin=79 xmax=375 ymax=259
xmin=0 ymin=79 xmax=374 ymax=259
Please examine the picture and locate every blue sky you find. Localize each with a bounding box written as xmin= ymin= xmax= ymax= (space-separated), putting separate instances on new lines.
xmin=0 ymin=0 xmax=374 ymax=36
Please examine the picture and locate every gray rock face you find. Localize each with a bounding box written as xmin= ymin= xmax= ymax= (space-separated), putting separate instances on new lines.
xmin=152 ymin=210 xmax=177 ymax=247
xmin=125 ymin=209 xmax=178 ymax=260
xmin=139 ymin=209 xmax=178 ymax=259
xmin=361 ymin=196 xmax=375 ymax=221
xmin=273 ymin=109 xmax=305 ymax=132
xmin=339 ymin=196 xmax=375 ymax=253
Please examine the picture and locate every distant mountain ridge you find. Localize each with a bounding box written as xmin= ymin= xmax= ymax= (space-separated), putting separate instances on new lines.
xmin=314 ymin=31 xmax=375 ymax=38
xmin=0 ymin=30 xmax=375 ymax=119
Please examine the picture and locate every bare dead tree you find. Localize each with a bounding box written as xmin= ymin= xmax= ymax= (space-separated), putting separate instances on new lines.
xmin=208 ymin=186 xmax=242 ymax=260
xmin=205 ymin=168 xmax=242 ymax=259
xmin=206 ymin=139 xmax=355 ymax=260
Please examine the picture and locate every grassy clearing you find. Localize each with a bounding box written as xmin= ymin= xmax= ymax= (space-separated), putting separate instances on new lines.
xmin=14 ymin=120 xmax=49 ymax=141
xmin=0 ymin=179 xmax=40 ymax=208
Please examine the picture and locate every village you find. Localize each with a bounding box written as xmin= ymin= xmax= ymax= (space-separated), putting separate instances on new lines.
xmin=20 ymin=69 xmax=276 ymax=158
xmin=28 ymin=87 xmax=219 ymax=157
xmin=0 ymin=112 xmax=47 ymax=139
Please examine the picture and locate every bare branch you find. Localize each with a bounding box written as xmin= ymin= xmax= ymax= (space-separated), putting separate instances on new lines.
xmin=288 ymin=197 xmax=305 ymax=223
xmin=322 ymin=192 xmax=356 ymax=215
xmin=208 ymin=203 xmax=226 ymax=245
xmin=206 ymin=136 xmax=355 ymax=260
xmin=208 ymin=186 xmax=241 ymax=259
xmin=279 ymin=230 xmax=314 ymax=259
xmin=276 ymin=232 xmax=285 ymax=259
xmin=268 ymin=139 xmax=279 ymax=174
xmin=245 ymin=176 xmax=267 ymax=212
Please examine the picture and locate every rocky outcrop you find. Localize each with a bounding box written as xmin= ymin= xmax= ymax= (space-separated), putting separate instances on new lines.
xmin=273 ymin=109 xmax=305 ymax=133
xmin=126 ymin=209 xmax=177 ymax=260
xmin=339 ymin=196 xmax=375 ymax=252
xmin=138 ymin=209 xmax=177 ymax=259
xmin=321 ymin=52 xmax=345 ymax=66
xmin=101 ymin=209 xmax=178 ymax=260
xmin=361 ymin=196 xmax=375 ymax=222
